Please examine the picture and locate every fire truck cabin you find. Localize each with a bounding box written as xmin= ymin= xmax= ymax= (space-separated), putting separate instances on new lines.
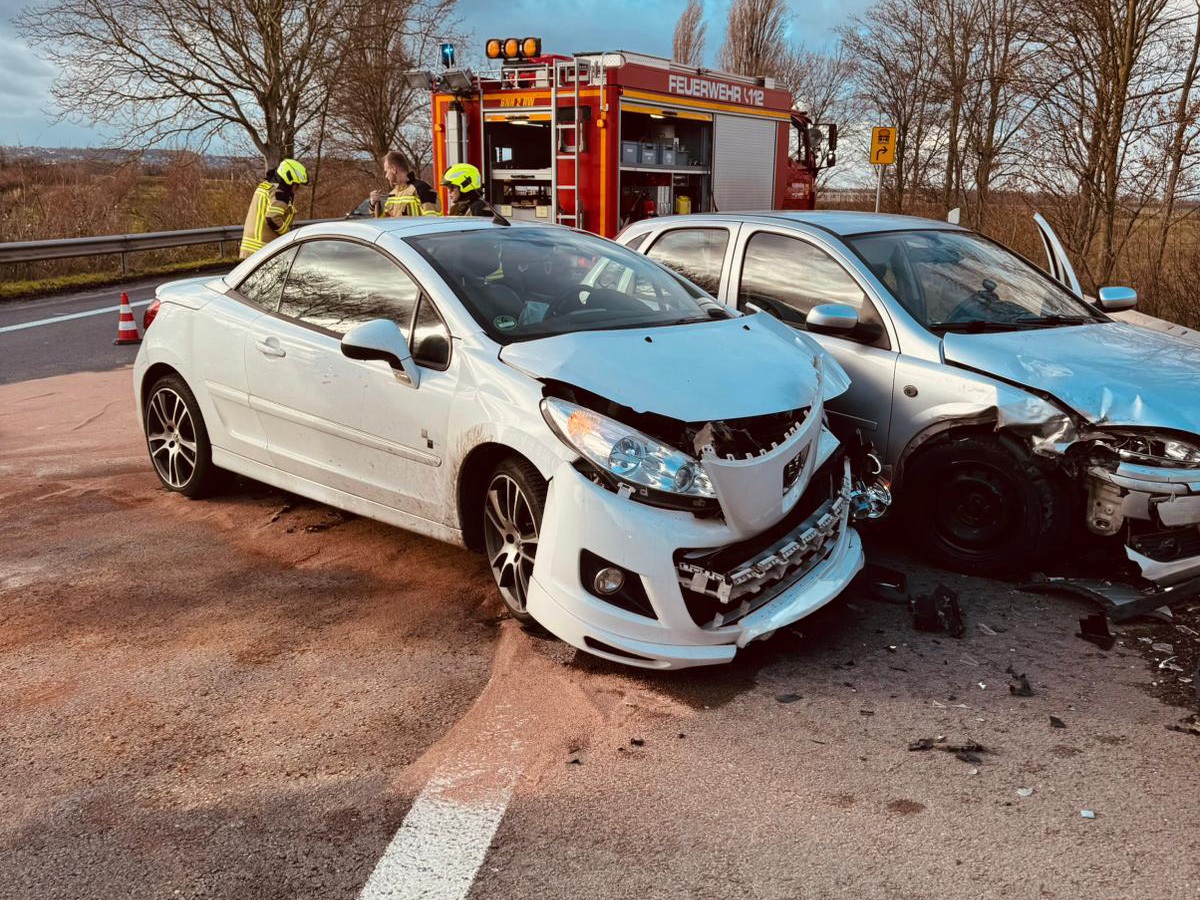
xmin=428 ymin=49 xmax=826 ymax=238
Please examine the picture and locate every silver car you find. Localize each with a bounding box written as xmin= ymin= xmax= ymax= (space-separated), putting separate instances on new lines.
xmin=617 ymin=212 xmax=1200 ymax=586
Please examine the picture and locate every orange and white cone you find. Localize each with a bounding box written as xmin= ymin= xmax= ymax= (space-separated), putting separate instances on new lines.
xmin=113 ymin=292 xmax=142 ymax=345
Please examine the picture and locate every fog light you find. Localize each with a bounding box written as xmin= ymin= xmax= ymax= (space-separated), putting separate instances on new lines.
xmin=593 ymin=567 xmax=625 ymax=595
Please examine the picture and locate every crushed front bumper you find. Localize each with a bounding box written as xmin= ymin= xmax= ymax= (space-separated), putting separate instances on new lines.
xmin=1087 ymin=461 xmax=1200 ymax=584
xmin=527 ymin=453 xmax=865 ymax=669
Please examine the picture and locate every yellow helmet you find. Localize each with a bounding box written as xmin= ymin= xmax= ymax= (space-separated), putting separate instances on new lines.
xmin=276 ymin=158 xmax=308 ymax=186
xmin=441 ymin=163 xmax=482 ymax=193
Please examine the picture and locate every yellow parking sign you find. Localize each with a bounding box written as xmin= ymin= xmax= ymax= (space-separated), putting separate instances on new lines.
xmin=870 ymin=127 xmax=896 ymax=165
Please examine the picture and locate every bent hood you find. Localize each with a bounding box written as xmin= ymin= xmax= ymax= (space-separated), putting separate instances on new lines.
xmin=499 ymin=313 xmax=847 ymax=422
xmin=943 ymin=322 xmax=1200 ymax=433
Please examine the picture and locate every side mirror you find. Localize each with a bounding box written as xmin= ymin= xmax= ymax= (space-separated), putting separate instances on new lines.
xmin=1097 ymin=286 xmax=1137 ymax=312
xmin=341 ymin=318 xmax=420 ymax=387
xmin=806 ymin=303 xmax=859 ymax=336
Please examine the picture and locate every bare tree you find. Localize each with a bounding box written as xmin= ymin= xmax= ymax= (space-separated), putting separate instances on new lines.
xmin=840 ymin=0 xmax=946 ymax=211
xmin=718 ymin=0 xmax=787 ymax=77
xmin=673 ymin=0 xmax=707 ymax=66
xmin=16 ymin=0 xmax=349 ymax=167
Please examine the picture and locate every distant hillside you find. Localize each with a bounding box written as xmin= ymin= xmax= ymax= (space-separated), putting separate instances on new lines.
xmin=0 ymin=146 xmax=251 ymax=169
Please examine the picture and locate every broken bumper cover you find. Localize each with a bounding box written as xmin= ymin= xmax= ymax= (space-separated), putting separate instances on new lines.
xmin=527 ymin=457 xmax=864 ymax=669
xmin=1087 ymin=461 xmax=1200 ymax=584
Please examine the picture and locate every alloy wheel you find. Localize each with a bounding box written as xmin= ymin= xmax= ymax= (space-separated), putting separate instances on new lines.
xmin=146 ymin=387 xmax=198 ymax=489
xmin=483 ymin=473 xmax=540 ymax=614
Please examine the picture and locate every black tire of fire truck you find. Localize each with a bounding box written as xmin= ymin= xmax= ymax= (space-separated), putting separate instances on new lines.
xmin=903 ymin=434 xmax=1069 ymax=576
xmin=482 ymin=456 xmax=548 ymax=625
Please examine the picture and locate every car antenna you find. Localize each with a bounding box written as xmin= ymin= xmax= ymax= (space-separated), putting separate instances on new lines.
xmin=481 ymin=197 xmax=510 ymax=226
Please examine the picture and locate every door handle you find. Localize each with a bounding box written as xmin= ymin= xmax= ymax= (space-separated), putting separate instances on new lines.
xmin=255 ymin=338 xmax=286 ymax=358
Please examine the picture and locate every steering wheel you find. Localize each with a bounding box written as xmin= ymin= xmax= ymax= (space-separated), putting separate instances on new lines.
xmin=943 ymin=278 xmax=1028 ymax=323
xmin=543 ymin=283 xmax=597 ymax=318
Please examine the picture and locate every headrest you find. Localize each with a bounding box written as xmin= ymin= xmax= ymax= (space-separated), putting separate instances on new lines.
xmin=459 ymin=241 xmax=501 ymax=279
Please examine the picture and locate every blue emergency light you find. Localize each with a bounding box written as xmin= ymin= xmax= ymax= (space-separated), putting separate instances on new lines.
xmin=440 ymin=43 xmax=456 ymax=68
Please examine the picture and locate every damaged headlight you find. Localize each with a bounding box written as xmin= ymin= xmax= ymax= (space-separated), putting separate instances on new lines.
xmin=1105 ymin=431 xmax=1200 ymax=468
xmin=541 ymin=398 xmax=716 ymax=500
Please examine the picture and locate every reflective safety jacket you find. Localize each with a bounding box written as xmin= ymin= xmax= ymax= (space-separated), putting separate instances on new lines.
xmin=371 ymin=177 xmax=439 ymax=217
xmin=240 ymin=181 xmax=295 ymax=258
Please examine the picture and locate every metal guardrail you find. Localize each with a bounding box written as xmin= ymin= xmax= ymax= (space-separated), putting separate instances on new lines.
xmin=0 ymin=219 xmax=331 ymax=271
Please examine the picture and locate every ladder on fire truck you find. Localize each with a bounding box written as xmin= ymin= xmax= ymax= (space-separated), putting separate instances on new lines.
xmin=549 ymin=56 xmax=599 ymax=230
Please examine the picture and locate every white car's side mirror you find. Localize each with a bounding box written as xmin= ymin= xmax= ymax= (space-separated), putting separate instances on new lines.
xmin=806 ymin=303 xmax=860 ymax=336
xmin=1097 ymin=286 xmax=1137 ymax=312
xmin=341 ymin=318 xmax=421 ymax=388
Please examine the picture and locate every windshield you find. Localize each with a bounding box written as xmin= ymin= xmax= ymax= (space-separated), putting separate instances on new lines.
xmin=407 ymin=227 xmax=724 ymax=342
xmin=845 ymin=230 xmax=1105 ymax=332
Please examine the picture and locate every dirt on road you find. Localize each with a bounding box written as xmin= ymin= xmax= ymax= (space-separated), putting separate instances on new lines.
xmin=1 ymin=368 xmax=1198 ymax=900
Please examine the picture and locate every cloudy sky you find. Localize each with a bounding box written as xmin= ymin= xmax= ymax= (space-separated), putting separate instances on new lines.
xmin=0 ymin=0 xmax=870 ymax=148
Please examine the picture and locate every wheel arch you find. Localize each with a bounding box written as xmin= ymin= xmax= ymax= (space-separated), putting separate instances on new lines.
xmin=139 ymin=362 xmax=185 ymax=421
xmin=457 ymin=442 xmax=543 ymax=553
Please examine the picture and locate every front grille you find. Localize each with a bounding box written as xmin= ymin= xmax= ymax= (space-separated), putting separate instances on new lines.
xmin=674 ymin=454 xmax=849 ymax=629
xmin=694 ymin=407 xmax=809 ymax=460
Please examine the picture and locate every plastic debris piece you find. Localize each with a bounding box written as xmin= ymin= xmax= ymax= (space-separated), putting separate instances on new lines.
xmin=1081 ymin=809 xmax=1096 ymax=819
xmin=967 ymin=768 xmax=980 ymax=776
xmin=1077 ymin=613 xmax=1116 ymax=651
xmin=1022 ymin=576 xmax=1200 ymax=622
xmin=1049 ymin=715 xmax=1067 ymax=729
xmin=1009 ymin=673 xmax=1035 ymax=697
xmin=630 ymin=738 xmax=645 ymax=747
xmin=978 ymin=623 xmax=999 ymax=636
xmin=860 ymin=709 xmax=875 ymax=716
xmin=1151 ymin=642 xmax=1175 ymax=653
xmin=911 ymin=584 xmax=965 ymax=638
xmin=862 ymin=564 xmax=909 ymax=605
xmin=1166 ymin=714 xmax=1200 ymax=737
xmin=775 ymin=693 xmax=803 ymax=704
xmin=1016 ymin=787 xmax=1034 ymax=798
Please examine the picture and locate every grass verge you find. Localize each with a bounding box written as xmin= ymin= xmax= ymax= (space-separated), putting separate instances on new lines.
xmin=0 ymin=254 xmax=240 ymax=303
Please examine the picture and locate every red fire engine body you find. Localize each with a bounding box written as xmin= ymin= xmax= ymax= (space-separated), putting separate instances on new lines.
xmin=429 ymin=51 xmax=827 ymax=238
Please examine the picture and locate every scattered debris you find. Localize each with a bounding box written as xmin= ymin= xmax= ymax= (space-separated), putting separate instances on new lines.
xmin=1016 ymin=787 xmax=1034 ymax=798
xmin=1158 ymin=656 xmax=1185 ymax=672
xmin=567 ymin=757 xmax=582 ymax=766
xmin=266 ymin=502 xmax=293 ymax=524
xmin=1081 ymin=809 xmax=1096 ymax=819
xmin=1166 ymin=714 xmax=1200 ymax=737
xmin=630 ymin=738 xmax=645 ymax=747
xmin=908 ymin=738 xmax=988 ymax=760
xmin=1009 ymin=673 xmax=1035 ymax=697
xmin=967 ymin=767 xmax=980 ymax=776
xmin=862 ymin=564 xmax=908 ymax=605
xmin=1077 ymin=613 xmax=1116 ymax=651
xmin=1049 ymin=715 xmax=1067 ymax=729
xmin=775 ymin=693 xmax=803 ymax=704
xmin=1022 ymin=575 xmax=1200 ymax=623
xmin=911 ymin=584 xmax=965 ymax=638
xmin=977 ymin=623 xmax=999 ymax=636
xmin=961 ymin=654 xmax=982 ymax=667
xmin=1151 ymin=642 xmax=1175 ymax=654
xmin=860 ymin=709 xmax=875 ymax=716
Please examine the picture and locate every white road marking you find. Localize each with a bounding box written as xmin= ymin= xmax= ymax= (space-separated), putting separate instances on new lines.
xmin=357 ymin=771 xmax=517 ymax=900
xmin=0 ymin=299 xmax=154 ymax=335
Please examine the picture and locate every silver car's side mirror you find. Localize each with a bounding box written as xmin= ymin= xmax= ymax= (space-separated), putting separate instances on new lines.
xmin=341 ymin=318 xmax=421 ymax=388
xmin=806 ymin=303 xmax=860 ymax=336
xmin=1097 ymin=286 xmax=1137 ymax=312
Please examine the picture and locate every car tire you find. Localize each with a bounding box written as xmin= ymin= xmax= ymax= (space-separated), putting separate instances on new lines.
xmin=904 ymin=434 xmax=1067 ymax=576
xmin=143 ymin=373 xmax=219 ymax=499
xmin=482 ymin=456 xmax=547 ymax=624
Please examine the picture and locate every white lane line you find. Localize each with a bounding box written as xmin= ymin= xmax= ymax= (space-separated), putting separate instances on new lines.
xmin=0 ymin=299 xmax=153 ymax=335
xmin=357 ymin=770 xmax=517 ymax=900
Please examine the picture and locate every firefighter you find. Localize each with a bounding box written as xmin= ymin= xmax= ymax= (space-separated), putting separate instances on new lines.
xmin=441 ymin=163 xmax=490 ymax=216
xmin=370 ymin=151 xmax=439 ymax=217
xmin=240 ymin=159 xmax=307 ymax=259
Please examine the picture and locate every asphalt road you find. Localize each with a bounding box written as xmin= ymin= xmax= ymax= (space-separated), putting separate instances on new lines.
xmin=2 ymin=366 xmax=1198 ymax=900
xmin=0 ymin=271 xmax=230 ymax=386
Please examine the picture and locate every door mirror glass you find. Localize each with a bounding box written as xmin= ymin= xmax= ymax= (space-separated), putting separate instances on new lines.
xmin=806 ymin=303 xmax=859 ymax=335
xmin=1097 ymin=286 xmax=1137 ymax=311
xmin=341 ymin=319 xmax=421 ymax=387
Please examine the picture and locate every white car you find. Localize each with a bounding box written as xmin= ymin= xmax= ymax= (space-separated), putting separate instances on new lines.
xmin=133 ymin=218 xmax=883 ymax=668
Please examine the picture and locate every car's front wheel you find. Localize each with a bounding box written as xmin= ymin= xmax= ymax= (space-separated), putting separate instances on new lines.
xmin=904 ymin=434 xmax=1067 ymax=575
xmin=482 ymin=457 xmax=547 ymax=623
xmin=143 ymin=373 xmax=219 ymax=498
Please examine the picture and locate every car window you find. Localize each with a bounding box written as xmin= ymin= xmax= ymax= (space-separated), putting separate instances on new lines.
xmin=411 ymin=296 xmax=451 ymax=369
xmin=647 ymin=228 xmax=728 ymax=295
xmin=278 ymin=239 xmax=420 ymax=335
xmin=737 ymin=232 xmax=871 ymax=330
xmin=236 ymin=245 xmax=297 ymax=311
xmin=622 ymin=231 xmax=649 ymax=252
xmin=408 ymin=228 xmax=725 ymax=343
xmin=846 ymin=230 xmax=1105 ymax=330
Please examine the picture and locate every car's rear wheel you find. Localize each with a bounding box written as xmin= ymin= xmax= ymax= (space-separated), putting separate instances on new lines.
xmin=904 ymin=434 xmax=1067 ymax=575
xmin=144 ymin=373 xmax=218 ymax=498
xmin=482 ymin=457 xmax=546 ymax=623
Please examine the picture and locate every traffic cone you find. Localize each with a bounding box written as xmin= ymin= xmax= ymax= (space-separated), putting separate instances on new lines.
xmin=113 ymin=292 xmax=141 ymax=345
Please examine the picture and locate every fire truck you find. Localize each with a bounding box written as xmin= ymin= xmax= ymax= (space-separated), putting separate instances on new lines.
xmin=415 ymin=41 xmax=836 ymax=238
